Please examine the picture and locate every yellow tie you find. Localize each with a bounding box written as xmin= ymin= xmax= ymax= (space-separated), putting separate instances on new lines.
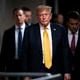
xmin=43 ymin=28 xmax=52 ymax=69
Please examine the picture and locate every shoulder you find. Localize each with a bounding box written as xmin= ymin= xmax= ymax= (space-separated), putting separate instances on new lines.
xmin=51 ymin=23 xmax=66 ymax=31
xmin=25 ymin=23 xmax=39 ymax=31
xmin=3 ymin=26 xmax=15 ymax=36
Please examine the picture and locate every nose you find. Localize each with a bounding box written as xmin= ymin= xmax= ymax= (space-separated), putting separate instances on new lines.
xmin=42 ymin=15 xmax=46 ymax=20
xmin=17 ymin=16 xmax=21 ymax=19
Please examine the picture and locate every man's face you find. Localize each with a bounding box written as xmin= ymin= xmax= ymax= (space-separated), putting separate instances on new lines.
xmin=67 ymin=18 xmax=80 ymax=33
xmin=24 ymin=11 xmax=32 ymax=23
xmin=57 ymin=14 xmax=64 ymax=25
xmin=14 ymin=10 xmax=25 ymax=25
xmin=37 ymin=9 xmax=52 ymax=27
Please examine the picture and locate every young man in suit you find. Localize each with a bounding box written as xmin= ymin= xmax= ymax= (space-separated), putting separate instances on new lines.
xmin=23 ymin=5 xmax=71 ymax=80
xmin=0 ymin=8 xmax=27 ymax=80
xmin=66 ymin=11 xmax=80 ymax=80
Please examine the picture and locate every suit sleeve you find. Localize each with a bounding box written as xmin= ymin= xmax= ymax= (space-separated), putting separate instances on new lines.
xmin=22 ymin=28 xmax=30 ymax=72
xmin=62 ymin=28 xmax=70 ymax=74
xmin=0 ymin=31 xmax=8 ymax=72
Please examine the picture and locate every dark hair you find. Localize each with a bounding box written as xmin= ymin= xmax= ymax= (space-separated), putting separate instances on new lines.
xmin=22 ymin=7 xmax=31 ymax=12
xmin=66 ymin=11 xmax=80 ymax=21
xmin=12 ymin=8 xmax=23 ymax=15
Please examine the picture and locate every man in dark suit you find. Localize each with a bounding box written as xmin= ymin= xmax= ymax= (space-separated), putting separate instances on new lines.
xmin=23 ymin=5 xmax=71 ymax=80
xmin=66 ymin=11 xmax=80 ymax=80
xmin=0 ymin=8 xmax=27 ymax=80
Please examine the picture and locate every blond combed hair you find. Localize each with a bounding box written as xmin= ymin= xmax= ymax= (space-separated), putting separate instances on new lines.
xmin=36 ymin=5 xmax=52 ymax=13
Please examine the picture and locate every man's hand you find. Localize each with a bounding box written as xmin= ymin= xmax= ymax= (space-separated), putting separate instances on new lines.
xmin=24 ymin=77 xmax=32 ymax=80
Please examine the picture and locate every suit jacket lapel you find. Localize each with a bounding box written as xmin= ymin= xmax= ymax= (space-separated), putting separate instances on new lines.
xmin=75 ymin=29 xmax=80 ymax=51
xmin=10 ymin=26 xmax=15 ymax=57
xmin=51 ymin=23 xmax=58 ymax=56
xmin=22 ymin=25 xmax=27 ymax=42
xmin=66 ymin=29 xmax=71 ymax=48
xmin=34 ymin=24 xmax=43 ymax=60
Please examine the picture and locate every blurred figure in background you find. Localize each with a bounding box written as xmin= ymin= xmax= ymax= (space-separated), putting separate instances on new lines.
xmin=54 ymin=13 xmax=64 ymax=27
xmin=22 ymin=7 xmax=33 ymax=26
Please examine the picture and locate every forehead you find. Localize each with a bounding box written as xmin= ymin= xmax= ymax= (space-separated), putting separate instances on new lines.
xmin=38 ymin=9 xmax=50 ymax=14
xmin=24 ymin=11 xmax=32 ymax=15
xmin=69 ymin=18 xmax=79 ymax=22
xmin=58 ymin=15 xmax=63 ymax=18
xmin=14 ymin=10 xmax=24 ymax=15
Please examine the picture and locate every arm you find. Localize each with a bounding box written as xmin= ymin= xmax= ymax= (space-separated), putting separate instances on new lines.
xmin=62 ymin=28 xmax=71 ymax=80
xmin=0 ymin=31 xmax=8 ymax=72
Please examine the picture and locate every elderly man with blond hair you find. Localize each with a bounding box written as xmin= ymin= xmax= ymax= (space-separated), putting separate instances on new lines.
xmin=23 ymin=5 xmax=71 ymax=80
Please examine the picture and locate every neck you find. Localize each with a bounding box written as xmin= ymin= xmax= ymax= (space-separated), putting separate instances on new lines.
xmin=16 ymin=22 xmax=24 ymax=27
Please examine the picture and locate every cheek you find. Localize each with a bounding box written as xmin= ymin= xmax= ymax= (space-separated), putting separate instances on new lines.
xmin=47 ymin=17 xmax=51 ymax=22
xmin=48 ymin=16 xmax=52 ymax=20
xmin=70 ymin=26 xmax=73 ymax=29
xmin=39 ymin=17 xmax=44 ymax=21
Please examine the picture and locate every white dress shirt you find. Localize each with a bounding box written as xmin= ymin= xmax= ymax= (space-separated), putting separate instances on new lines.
xmin=68 ymin=29 xmax=78 ymax=48
xmin=40 ymin=23 xmax=52 ymax=63
xmin=15 ymin=23 xmax=26 ymax=59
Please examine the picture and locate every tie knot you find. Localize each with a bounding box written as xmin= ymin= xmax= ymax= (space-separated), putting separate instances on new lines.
xmin=43 ymin=29 xmax=48 ymax=35
xmin=44 ymin=27 xmax=48 ymax=32
xmin=71 ymin=32 xmax=75 ymax=35
xmin=18 ymin=27 xmax=22 ymax=33
xmin=72 ymin=34 xmax=75 ymax=37
xmin=44 ymin=27 xmax=47 ymax=29
xmin=18 ymin=27 xmax=21 ymax=30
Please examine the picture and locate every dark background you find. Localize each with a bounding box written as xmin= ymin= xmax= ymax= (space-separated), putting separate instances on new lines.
xmin=46 ymin=0 xmax=80 ymax=15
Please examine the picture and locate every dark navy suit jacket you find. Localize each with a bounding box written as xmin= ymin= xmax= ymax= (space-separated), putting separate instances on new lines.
xmin=0 ymin=25 xmax=27 ymax=72
xmin=66 ymin=28 xmax=80 ymax=79
xmin=22 ymin=23 xmax=70 ymax=74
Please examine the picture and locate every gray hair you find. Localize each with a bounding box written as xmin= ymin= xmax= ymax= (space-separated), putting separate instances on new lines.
xmin=36 ymin=5 xmax=52 ymax=13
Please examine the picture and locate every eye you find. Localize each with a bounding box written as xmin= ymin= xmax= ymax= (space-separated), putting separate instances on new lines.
xmin=70 ymin=23 xmax=79 ymax=25
xmin=75 ymin=23 xmax=78 ymax=25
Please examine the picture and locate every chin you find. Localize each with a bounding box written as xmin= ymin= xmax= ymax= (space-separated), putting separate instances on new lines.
xmin=42 ymin=23 xmax=48 ymax=25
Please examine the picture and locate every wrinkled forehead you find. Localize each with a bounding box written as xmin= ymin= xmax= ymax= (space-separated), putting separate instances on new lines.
xmin=69 ymin=18 xmax=80 ymax=22
xmin=37 ymin=8 xmax=51 ymax=13
xmin=37 ymin=9 xmax=51 ymax=16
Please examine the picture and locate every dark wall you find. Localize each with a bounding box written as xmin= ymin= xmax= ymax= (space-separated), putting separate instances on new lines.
xmin=46 ymin=0 xmax=80 ymax=15
xmin=0 ymin=0 xmax=46 ymax=51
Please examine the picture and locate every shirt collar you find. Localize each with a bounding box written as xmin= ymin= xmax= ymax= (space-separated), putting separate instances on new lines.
xmin=15 ymin=22 xmax=26 ymax=30
xmin=40 ymin=23 xmax=51 ymax=30
xmin=68 ymin=29 xmax=78 ymax=35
